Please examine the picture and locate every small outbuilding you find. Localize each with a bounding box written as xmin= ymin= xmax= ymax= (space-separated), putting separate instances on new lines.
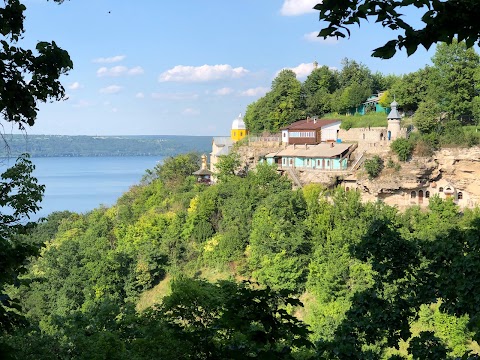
xmin=281 ymin=118 xmax=341 ymax=145
xmin=193 ymin=154 xmax=213 ymax=184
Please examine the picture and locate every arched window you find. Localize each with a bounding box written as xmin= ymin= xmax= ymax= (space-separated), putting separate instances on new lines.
xmin=283 ymin=132 xmax=286 ymax=137
xmin=458 ymin=192 xmax=463 ymax=200
xmin=425 ymin=191 xmax=430 ymax=198
xmin=418 ymin=190 xmax=424 ymax=203
xmin=411 ymin=191 xmax=416 ymax=199
xmin=439 ymin=187 xmax=444 ymax=192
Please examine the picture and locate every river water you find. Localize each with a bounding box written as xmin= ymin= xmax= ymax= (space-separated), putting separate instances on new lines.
xmin=1 ymin=156 xmax=162 ymax=220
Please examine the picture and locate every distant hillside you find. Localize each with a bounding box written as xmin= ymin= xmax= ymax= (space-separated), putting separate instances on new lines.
xmin=0 ymin=135 xmax=212 ymax=157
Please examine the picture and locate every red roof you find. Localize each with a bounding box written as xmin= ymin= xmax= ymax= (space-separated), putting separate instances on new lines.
xmin=281 ymin=118 xmax=341 ymax=130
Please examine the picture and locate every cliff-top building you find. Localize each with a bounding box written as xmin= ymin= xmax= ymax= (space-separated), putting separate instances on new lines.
xmin=210 ymin=114 xmax=248 ymax=174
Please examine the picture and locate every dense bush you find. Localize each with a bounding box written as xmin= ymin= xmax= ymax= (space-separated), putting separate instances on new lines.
xmin=391 ymin=138 xmax=414 ymax=161
xmin=363 ymin=155 xmax=383 ymax=179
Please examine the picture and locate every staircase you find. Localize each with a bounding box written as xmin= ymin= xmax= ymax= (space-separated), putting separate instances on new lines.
xmin=286 ymin=168 xmax=302 ymax=188
xmin=351 ymin=151 xmax=366 ymax=171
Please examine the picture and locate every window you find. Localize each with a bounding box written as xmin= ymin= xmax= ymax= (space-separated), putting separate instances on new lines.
xmin=346 ymin=187 xmax=350 ymax=191
xmin=317 ymin=160 xmax=320 ymax=166
xmin=283 ymin=132 xmax=286 ymax=137
xmin=425 ymin=191 xmax=430 ymax=198
xmin=326 ymin=160 xmax=330 ymax=167
xmin=289 ymin=131 xmax=315 ymax=138
xmin=458 ymin=192 xmax=463 ymax=200
xmin=363 ymin=133 xmax=365 ymax=140
xmin=411 ymin=191 xmax=416 ymax=198
xmin=307 ymin=159 xmax=310 ymax=166
xmin=234 ymin=131 xmax=236 ymax=136
xmin=240 ymin=131 xmax=243 ymax=136
xmin=282 ymin=158 xmax=286 ymax=165
xmin=439 ymin=187 xmax=444 ymax=192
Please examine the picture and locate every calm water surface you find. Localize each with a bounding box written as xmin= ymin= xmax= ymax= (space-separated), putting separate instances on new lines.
xmin=2 ymin=156 xmax=162 ymax=220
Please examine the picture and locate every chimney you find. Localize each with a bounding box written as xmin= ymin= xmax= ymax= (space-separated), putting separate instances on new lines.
xmin=201 ymin=154 xmax=207 ymax=170
xmin=314 ymin=118 xmax=317 ymax=124
xmin=306 ymin=116 xmax=311 ymax=123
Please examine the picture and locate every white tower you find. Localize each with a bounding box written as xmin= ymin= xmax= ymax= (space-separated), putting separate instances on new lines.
xmin=387 ymin=100 xmax=401 ymax=141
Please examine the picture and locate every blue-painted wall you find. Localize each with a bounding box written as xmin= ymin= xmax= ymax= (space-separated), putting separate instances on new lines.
xmin=279 ymin=157 xmax=347 ymax=170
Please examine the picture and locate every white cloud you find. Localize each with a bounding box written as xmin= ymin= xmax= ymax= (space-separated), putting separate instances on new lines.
xmin=280 ymin=0 xmax=319 ymax=16
xmin=281 ymin=63 xmax=315 ymax=78
xmin=68 ymin=81 xmax=81 ymax=90
xmin=93 ymin=55 xmax=126 ymax=63
xmin=214 ymin=87 xmax=234 ymax=96
xmin=99 ymin=85 xmax=123 ymax=94
xmin=72 ymin=100 xmax=92 ymax=108
xmin=240 ymin=87 xmax=269 ymax=97
xmin=128 ymin=66 xmax=145 ymax=75
xmin=151 ymin=92 xmax=199 ymax=100
xmin=135 ymin=92 xmax=145 ymax=98
xmin=159 ymin=64 xmax=249 ymax=82
xmin=97 ymin=65 xmax=144 ymax=77
xmin=304 ymin=31 xmax=339 ymax=44
xmin=182 ymin=108 xmax=200 ymax=116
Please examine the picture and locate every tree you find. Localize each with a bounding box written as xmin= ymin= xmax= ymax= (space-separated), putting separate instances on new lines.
xmin=302 ymin=65 xmax=339 ymax=97
xmin=414 ymin=98 xmax=441 ymax=134
xmin=0 ymin=155 xmax=45 ymax=331
xmin=363 ymin=155 xmax=383 ymax=179
xmin=314 ymin=0 xmax=480 ymax=59
xmin=0 ymin=0 xmax=72 ymax=338
xmin=244 ymin=70 xmax=304 ymax=133
xmin=429 ymin=40 xmax=480 ymax=119
xmin=390 ymin=68 xmax=433 ymax=112
xmin=391 ymin=138 xmax=414 ymax=161
xmin=215 ymin=152 xmax=241 ymax=180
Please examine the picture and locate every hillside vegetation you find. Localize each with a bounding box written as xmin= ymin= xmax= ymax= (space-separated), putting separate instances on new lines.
xmin=245 ymin=40 xmax=480 ymax=146
xmin=2 ymin=153 xmax=480 ymax=359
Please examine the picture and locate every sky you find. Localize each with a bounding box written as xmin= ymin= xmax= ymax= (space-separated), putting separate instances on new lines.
xmin=14 ymin=0 xmax=434 ymax=136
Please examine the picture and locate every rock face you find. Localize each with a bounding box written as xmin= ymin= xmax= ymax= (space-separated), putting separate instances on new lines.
xmin=434 ymin=147 xmax=480 ymax=197
xmin=236 ymin=139 xmax=480 ymax=208
xmin=352 ymin=146 xmax=480 ymax=208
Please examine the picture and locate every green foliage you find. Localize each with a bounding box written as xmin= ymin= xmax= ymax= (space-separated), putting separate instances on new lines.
xmin=214 ymin=152 xmax=241 ymax=180
xmin=6 ymin=153 xmax=480 ymax=359
xmin=414 ymin=98 xmax=441 ymax=134
xmin=244 ymin=69 xmax=305 ymax=133
xmin=315 ymin=0 xmax=480 ymax=59
xmin=142 ymin=152 xmax=200 ymax=185
xmin=391 ymin=138 xmax=414 ymax=161
xmin=0 ymin=154 xmax=44 ymax=331
xmin=159 ymin=278 xmax=314 ymax=359
xmin=430 ymin=40 xmax=480 ymax=119
xmin=363 ymin=155 xmax=383 ymax=179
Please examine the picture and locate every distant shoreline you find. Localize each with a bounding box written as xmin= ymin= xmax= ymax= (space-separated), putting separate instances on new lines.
xmin=0 ymin=134 xmax=212 ymax=158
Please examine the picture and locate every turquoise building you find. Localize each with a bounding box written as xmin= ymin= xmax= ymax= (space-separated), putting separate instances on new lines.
xmin=265 ymin=143 xmax=351 ymax=171
xmin=348 ymin=93 xmax=389 ymax=115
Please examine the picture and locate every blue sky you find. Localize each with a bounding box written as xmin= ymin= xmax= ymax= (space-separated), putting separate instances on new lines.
xmin=17 ymin=0 xmax=433 ymax=136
